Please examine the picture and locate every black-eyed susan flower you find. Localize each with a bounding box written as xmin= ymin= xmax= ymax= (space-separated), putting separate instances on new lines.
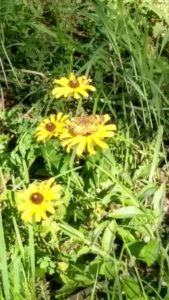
xmin=51 ymin=72 xmax=96 ymax=100
xmin=15 ymin=178 xmax=62 ymax=222
xmin=59 ymin=114 xmax=116 ymax=156
xmin=35 ymin=112 xmax=69 ymax=141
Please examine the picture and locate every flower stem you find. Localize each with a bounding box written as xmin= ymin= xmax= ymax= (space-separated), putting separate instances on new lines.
xmin=76 ymin=98 xmax=84 ymax=115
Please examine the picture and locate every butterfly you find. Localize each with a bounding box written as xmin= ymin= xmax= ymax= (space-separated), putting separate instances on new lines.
xmin=66 ymin=115 xmax=103 ymax=136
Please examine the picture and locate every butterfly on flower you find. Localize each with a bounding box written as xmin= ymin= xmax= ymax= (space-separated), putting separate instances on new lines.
xmin=60 ymin=114 xmax=116 ymax=156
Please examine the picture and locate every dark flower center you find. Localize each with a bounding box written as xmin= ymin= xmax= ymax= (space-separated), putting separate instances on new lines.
xmin=31 ymin=193 xmax=44 ymax=204
xmin=69 ymin=79 xmax=79 ymax=88
xmin=45 ymin=122 xmax=56 ymax=132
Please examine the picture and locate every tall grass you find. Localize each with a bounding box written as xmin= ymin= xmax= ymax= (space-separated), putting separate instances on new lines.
xmin=91 ymin=0 xmax=169 ymax=131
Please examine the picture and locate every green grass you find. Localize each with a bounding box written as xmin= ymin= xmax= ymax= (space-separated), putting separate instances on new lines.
xmin=0 ymin=0 xmax=169 ymax=299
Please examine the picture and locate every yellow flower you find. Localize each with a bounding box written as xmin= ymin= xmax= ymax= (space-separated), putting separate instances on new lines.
xmin=60 ymin=114 xmax=116 ymax=156
xmin=35 ymin=112 xmax=69 ymax=141
xmin=51 ymin=72 xmax=96 ymax=100
xmin=15 ymin=178 xmax=62 ymax=222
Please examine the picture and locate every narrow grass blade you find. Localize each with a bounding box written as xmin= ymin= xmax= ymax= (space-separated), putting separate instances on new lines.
xmin=28 ymin=224 xmax=35 ymax=298
xmin=149 ymin=125 xmax=163 ymax=182
xmin=0 ymin=210 xmax=10 ymax=300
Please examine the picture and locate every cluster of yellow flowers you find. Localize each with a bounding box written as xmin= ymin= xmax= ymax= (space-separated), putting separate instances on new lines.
xmin=15 ymin=71 xmax=116 ymax=223
xmin=36 ymin=72 xmax=116 ymax=156
xmin=35 ymin=112 xmax=116 ymax=156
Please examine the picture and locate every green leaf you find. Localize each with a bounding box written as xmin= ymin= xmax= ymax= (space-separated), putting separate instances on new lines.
xmin=152 ymin=183 xmax=165 ymax=224
xmin=101 ymin=220 xmax=117 ymax=252
xmin=99 ymin=261 xmax=115 ymax=279
xmin=138 ymin=183 xmax=158 ymax=202
xmin=153 ymin=22 xmax=165 ymax=38
xmin=90 ymin=221 xmax=109 ymax=244
xmin=129 ymin=240 xmax=160 ymax=266
xmin=142 ymin=240 xmax=160 ymax=266
xmin=118 ymin=228 xmax=136 ymax=243
xmin=149 ymin=125 xmax=163 ymax=182
xmin=58 ymin=223 xmax=85 ymax=241
xmin=109 ymin=206 xmax=145 ymax=219
xmin=133 ymin=164 xmax=151 ymax=181
xmin=122 ymin=276 xmax=142 ymax=299
xmin=33 ymin=23 xmax=58 ymax=39
xmin=76 ymin=246 xmax=91 ymax=258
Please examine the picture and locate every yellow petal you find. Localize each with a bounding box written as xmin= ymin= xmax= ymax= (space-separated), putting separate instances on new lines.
xmin=83 ymin=85 xmax=96 ymax=91
xmin=51 ymin=87 xmax=61 ymax=94
xmin=52 ymin=87 xmax=65 ymax=98
xmin=60 ymin=132 xmax=73 ymax=139
xmin=98 ymin=131 xmax=114 ymax=138
xmin=87 ymin=137 xmax=95 ymax=155
xmin=76 ymin=138 xmax=86 ymax=156
xmin=78 ymin=88 xmax=89 ymax=97
xmin=62 ymin=136 xmax=82 ymax=147
xmin=69 ymin=72 xmax=76 ymax=80
xmin=103 ymin=124 xmax=116 ymax=131
xmin=45 ymin=203 xmax=55 ymax=214
xmin=53 ymin=77 xmax=69 ymax=86
xmin=57 ymin=112 xmax=63 ymax=121
xmin=103 ymin=114 xmax=111 ymax=124
xmin=35 ymin=212 xmax=42 ymax=222
xmin=50 ymin=114 xmax=55 ymax=123
xmin=21 ymin=211 xmax=32 ymax=222
xmin=63 ymin=87 xmax=73 ymax=97
xmin=73 ymin=92 xmax=81 ymax=99
xmin=78 ymin=75 xmax=87 ymax=83
xmin=92 ymin=136 xmax=108 ymax=149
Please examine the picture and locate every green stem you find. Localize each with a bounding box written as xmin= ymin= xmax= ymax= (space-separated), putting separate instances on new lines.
xmin=28 ymin=223 xmax=35 ymax=297
xmin=76 ymin=98 xmax=84 ymax=115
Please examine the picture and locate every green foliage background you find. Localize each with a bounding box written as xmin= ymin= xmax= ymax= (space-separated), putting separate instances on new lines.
xmin=0 ymin=0 xmax=169 ymax=299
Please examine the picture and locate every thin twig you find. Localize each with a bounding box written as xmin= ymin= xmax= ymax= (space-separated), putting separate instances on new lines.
xmin=0 ymin=57 xmax=8 ymax=88
xmin=0 ymin=86 xmax=5 ymax=111
xmin=21 ymin=69 xmax=48 ymax=80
